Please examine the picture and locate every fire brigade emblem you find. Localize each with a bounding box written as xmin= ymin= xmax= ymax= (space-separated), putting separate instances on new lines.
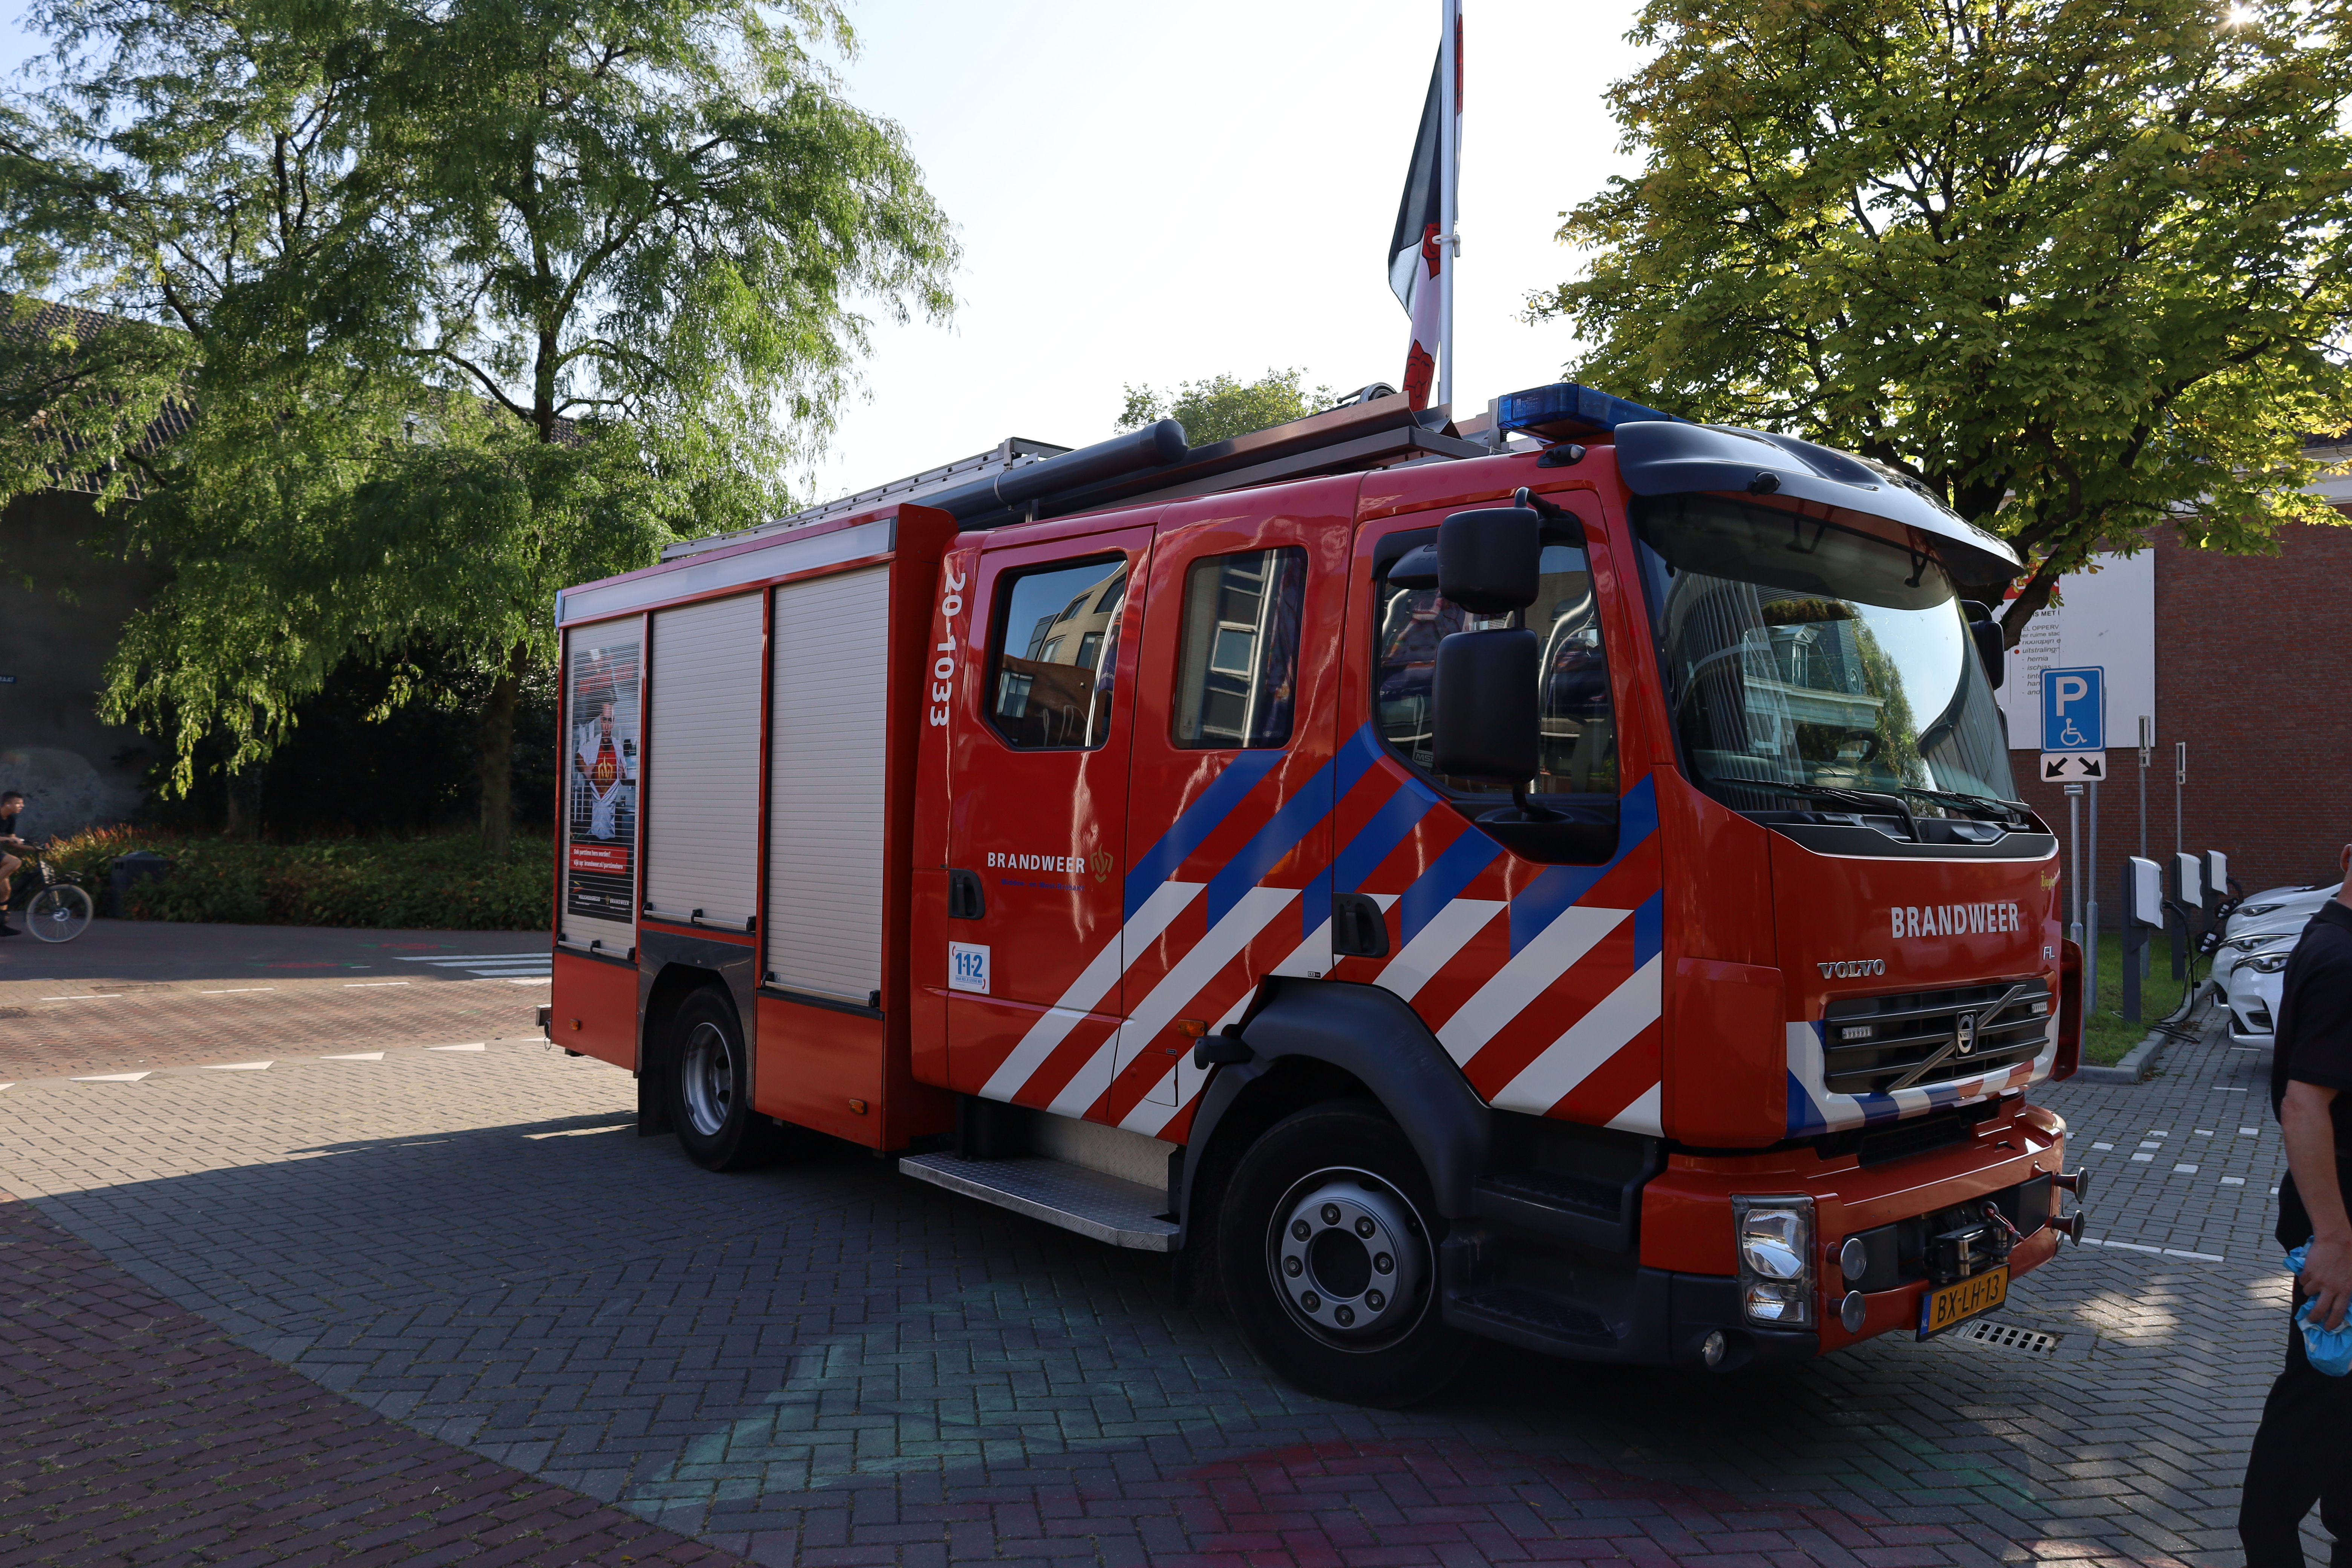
xmin=1089 ymin=850 xmax=1115 ymax=883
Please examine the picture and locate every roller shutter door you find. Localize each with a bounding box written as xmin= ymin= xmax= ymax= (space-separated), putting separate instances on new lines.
xmin=767 ymin=566 xmax=890 ymax=1004
xmin=643 ymin=593 xmax=763 ymax=927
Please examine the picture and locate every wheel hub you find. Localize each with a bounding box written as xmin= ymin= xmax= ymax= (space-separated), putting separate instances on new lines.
xmin=1272 ymin=1171 xmax=1426 ymax=1341
xmin=679 ymin=1021 xmax=733 ymax=1136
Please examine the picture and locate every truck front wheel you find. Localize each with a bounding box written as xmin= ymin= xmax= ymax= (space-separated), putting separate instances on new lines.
xmin=666 ymin=988 xmax=775 ymax=1171
xmin=1218 ymin=1102 xmax=1473 ymax=1407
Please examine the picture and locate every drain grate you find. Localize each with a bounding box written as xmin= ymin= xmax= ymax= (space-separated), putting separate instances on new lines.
xmin=1955 ymin=1319 xmax=2060 ymax=1355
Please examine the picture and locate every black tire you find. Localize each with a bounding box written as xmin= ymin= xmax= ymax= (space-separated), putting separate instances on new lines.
xmin=665 ymin=988 xmax=777 ymax=1171
xmin=1218 ymin=1101 xmax=1473 ymax=1407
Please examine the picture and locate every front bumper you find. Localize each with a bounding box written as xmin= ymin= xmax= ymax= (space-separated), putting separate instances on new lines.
xmin=1443 ymin=1098 xmax=2072 ymax=1367
xmin=2227 ymin=970 xmax=2280 ymax=1049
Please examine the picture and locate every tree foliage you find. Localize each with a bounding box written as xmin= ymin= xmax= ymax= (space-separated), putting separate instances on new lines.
xmin=1534 ymin=0 xmax=2352 ymax=632
xmin=1117 ymin=367 xmax=1332 ymax=447
xmin=0 ymin=0 xmax=955 ymax=850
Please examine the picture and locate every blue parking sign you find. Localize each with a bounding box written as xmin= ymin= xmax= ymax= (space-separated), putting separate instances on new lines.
xmin=2041 ymin=666 xmax=2105 ymax=752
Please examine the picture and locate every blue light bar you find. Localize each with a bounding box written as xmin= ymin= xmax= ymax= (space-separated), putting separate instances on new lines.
xmin=1495 ymin=381 xmax=1685 ymax=439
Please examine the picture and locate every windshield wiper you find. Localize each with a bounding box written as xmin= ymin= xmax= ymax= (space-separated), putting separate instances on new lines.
xmin=1895 ymin=785 xmax=2032 ymax=823
xmin=1755 ymin=780 xmax=1919 ymax=840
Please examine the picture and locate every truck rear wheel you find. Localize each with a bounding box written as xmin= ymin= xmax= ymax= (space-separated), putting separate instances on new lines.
xmin=1217 ymin=1102 xmax=1473 ymax=1407
xmin=666 ymin=988 xmax=775 ymax=1171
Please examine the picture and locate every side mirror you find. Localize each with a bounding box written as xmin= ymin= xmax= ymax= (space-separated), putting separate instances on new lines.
xmin=1433 ymin=629 xmax=1539 ymax=781
xmin=1438 ymin=506 xmax=1542 ymax=613
xmin=1960 ymin=602 xmax=2004 ymax=691
xmin=1432 ymin=628 xmax=1619 ymax=864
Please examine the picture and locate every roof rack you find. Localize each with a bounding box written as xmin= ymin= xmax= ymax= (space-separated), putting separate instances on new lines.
xmin=665 ymin=390 xmax=1502 ymax=560
xmin=662 ymin=435 xmax=1072 ymax=560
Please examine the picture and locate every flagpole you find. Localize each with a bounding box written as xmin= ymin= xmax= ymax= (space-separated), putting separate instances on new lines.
xmin=1438 ymin=0 xmax=1460 ymax=412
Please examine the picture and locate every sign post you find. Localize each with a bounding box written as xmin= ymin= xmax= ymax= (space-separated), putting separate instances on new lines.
xmin=2087 ymin=774 xmax=2099 ymax=1017
xmin=2137 ymin=715 xmax=2153 ymax=978
xmin=2066 ymin=786 xmax=2085 ymax=945
xmin=2043 ymin=669 xmax=2104 ymax=981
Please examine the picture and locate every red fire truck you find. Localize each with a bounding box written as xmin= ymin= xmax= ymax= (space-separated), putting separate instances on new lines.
xmin=545 ymin=384 xmax=2088 ymax=1406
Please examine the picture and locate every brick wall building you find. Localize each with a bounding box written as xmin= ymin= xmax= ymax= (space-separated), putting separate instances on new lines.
xmin=2007 ymin=509 xmax=2352 ymax=897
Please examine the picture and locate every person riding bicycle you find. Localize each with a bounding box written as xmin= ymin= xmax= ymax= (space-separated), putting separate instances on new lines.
xmin=0 ymin=789 xmax=27 ymax=937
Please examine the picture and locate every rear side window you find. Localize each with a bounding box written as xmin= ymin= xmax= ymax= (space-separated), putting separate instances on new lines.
xmin=1173 ymin=547 xmax=1307 ymax=749
xmin=987 ymin=556 xmax=1127 ymax=749
xmin=1374 ymin=541 xmax=1617 ymax=796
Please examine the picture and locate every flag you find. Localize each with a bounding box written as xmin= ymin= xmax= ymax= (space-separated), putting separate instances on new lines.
xmin=1390 ymin=7 xmax=1459 ymax=411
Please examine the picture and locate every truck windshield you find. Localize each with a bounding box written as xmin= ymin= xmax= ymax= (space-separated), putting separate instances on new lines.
xmin=1631 ymin=493 xmax=2016 ymax=815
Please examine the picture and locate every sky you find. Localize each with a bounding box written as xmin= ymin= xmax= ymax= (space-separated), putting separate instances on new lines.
xmin=0 ymin=0 xmax=1658 ymax=510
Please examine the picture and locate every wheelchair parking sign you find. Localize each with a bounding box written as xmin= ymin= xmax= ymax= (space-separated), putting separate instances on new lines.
xmin=2039 ymin=665 xmax=2106 ymax=781
xmin=2041 ymin=666 xmax=2105 ymax=751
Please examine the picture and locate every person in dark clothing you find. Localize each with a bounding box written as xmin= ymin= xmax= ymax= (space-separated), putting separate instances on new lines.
xmin=0 ymin=790 xmax=24 ymax=937
xmin=2241 ymin=844 xmax=2352 ymax=1566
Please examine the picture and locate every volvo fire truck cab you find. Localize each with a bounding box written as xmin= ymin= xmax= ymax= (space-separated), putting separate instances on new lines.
xmin=547 ymin=384 xmax=2089 ymax=1407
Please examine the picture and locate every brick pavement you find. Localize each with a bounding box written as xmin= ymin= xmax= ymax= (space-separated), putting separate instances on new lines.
xmin=0 ymin=922 xmax=547 ymax=1078
xmin=0 ymin=1185 xmax=744 ymax=1566
xmin=0 ymin=1014 xmax=2311 ymax=1567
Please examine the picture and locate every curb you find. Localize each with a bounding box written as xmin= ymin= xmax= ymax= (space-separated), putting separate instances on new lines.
xmin=2072 ymin=990 xmax=2215 ymax=1084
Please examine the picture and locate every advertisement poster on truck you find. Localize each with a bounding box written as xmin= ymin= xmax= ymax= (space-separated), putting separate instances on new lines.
xmin=566 ymin=637 xmax=640 ymax=922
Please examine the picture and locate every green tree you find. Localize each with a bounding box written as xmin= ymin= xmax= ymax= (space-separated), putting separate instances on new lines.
xmin=1117 ymin=367 xmax=1332 ymax=447
xmin=0 ymin=0 xmax=954 ymax=854
xmin=1533 ymin=0 xmax=2352 ymax=635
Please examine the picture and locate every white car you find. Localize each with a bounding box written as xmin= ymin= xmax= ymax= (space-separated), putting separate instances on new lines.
xmin=2214 ymin=893 xmax=2337 ymax=1046
xmin=2224 ymin=945 xmax=2292 ymax=1046
xmin=2229 ymin=882 xmax=2338 ymax=937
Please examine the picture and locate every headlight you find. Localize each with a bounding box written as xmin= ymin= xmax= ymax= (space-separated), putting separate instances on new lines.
xmin=2229 ymin=933 xmax=2292 ymax=952
xmin=2248 ymin=952 xmax=2293 ymax=974
xmin=2240 ymin=903 xmax=2282 ymax=920
xmin=1733 ymin=1196 xmax=1815 ymax=1327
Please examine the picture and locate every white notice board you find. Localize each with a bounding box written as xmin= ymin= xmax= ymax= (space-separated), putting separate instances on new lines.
xmin=1994 ymin=551 xmax=2156 ymax=752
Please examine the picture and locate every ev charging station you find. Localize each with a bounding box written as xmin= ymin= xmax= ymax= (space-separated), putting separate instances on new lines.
xmin=2171 ymin=852 xmax=2202 ymax=981
xmin=2205 ymin=850 xmax=2230 ymax=922
xmin=2121 ymin=856 xmax=2165 ymax=1022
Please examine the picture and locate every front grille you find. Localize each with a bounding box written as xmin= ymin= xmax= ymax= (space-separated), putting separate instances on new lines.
xmin=1822 ymin=977 xmax=2051 ymax=1096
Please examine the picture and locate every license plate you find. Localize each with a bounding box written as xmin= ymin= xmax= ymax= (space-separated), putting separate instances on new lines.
xmin=1917 ymin=1265 xmax=2008 ymax=1338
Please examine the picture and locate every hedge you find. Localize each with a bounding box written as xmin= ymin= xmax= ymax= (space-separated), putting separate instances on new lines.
xmin=41 ymin=827 xmax=553 ymax=930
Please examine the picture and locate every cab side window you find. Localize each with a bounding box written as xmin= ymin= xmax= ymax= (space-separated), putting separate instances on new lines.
xmin=1172 ymin=547 xmax=1307 ymax=749
xmin=1374 ymin=541 xmax=1617 ymax=795
xmin=987 ymin=556 xmax=1128 ymax=749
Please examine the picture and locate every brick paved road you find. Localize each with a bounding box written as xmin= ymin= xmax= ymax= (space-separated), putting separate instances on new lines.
xmin=0 ymin=920 xmax=547 ymax=1078
xmin=0 ymin=1009 xmax=2309 ymax=1567
xmin=0 ymin=1188 xmax=744 ymax=1566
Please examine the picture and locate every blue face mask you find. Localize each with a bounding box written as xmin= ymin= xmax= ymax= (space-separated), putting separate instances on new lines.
xmin=2284 ymin=1242 xmax=2352 ymax=1377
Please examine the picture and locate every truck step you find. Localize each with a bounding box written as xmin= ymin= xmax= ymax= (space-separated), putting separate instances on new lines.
xmin=899 ymin=1151 xmax=1179 ymax=1253
xmin=1446 ymin=1285 xmax=1615 ymax=1348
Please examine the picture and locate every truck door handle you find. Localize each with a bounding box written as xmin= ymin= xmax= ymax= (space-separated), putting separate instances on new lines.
xmin=947 ymin=868 xmax=985 ymax=920
xmin=1331 ymin=892 xmax=1389 ymax=957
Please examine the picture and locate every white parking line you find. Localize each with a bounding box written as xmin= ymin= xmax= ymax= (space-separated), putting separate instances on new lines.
xmin=71 ymin=1072 xmax=149 ymax=1083
xmin=202 ymin=1062 xmax=273 ymax=1071
xmin=43 ymin=994 xmax=121 ymax=1002
xmin=427 ymin=1043 xmax=486 ymax=1052
xmin=322 ymin=1052 xmax=384 ymax=1061
xmin=199 ymin=988 xmax=277 ymax=995
xmin=343 ymin=982 xmax=409 ymax=988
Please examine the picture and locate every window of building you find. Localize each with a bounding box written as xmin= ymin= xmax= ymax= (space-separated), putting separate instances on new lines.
xmin=1173 ymin=547 xmax=1307 ymax=749
xmin=1372 ymin=538 xmax=1617 ymax=796
xmin=988 ymin=557 xmax=1127 ymax=748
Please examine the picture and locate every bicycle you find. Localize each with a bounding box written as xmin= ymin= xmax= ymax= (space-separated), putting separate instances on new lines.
xmin=8 ymin=853 xmax=95 ymax=943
